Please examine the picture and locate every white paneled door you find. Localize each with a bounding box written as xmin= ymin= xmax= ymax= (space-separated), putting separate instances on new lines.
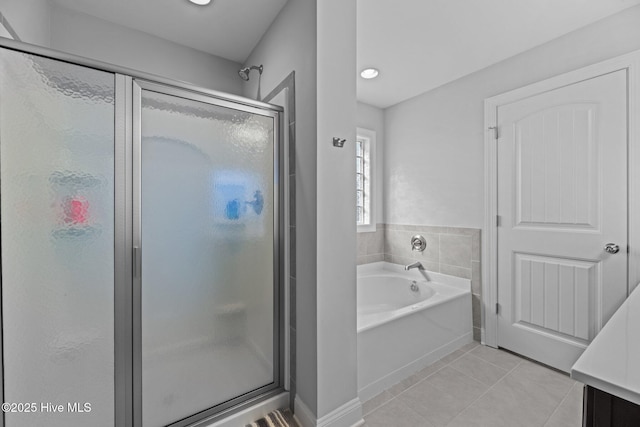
xmin=496 ymin=70 xmax=628 ymax=372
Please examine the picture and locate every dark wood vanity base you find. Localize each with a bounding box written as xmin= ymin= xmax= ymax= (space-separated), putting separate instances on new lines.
xmin=583 ymin=385 xmax=640 ymax=426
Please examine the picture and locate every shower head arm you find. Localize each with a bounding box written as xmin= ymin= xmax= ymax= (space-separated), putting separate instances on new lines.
xmin=248 ymin=65 xmax=263 ymax=74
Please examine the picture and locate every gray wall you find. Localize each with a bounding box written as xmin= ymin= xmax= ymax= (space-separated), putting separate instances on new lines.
xmin=49 ymin=5 xmax=242 ymax=95
xmin=245 ymin=0 xmax=360 ymax=421
xmin=384 ymin=5 xmax=640 ymax=229
xmin=316 ymin=0 xmax=358 ymax=418
xmin=242 ymin=0 xmax=319 ymax=417
xmin=0 ymin=0 xmax=51 ymax=47
xmin=1 ymin=2 xmax=243 ymax=95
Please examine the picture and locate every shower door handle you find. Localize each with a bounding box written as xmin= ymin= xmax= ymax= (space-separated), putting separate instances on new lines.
xmin=133 ymin=246 xmax=141 ymax=277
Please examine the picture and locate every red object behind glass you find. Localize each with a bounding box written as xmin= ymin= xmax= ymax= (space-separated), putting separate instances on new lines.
xmin=64 ymin=197 xmax=90 ymax=225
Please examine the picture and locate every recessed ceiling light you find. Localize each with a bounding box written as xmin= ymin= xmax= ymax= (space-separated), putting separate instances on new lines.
xmin=360 ymin=68 xmax=379 ymax=79
xmin=189 ymin=0 xmax=211 ymax=5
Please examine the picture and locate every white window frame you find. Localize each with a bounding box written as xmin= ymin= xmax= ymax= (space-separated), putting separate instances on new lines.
xmin=356 ymin=127 xmax=376 ymax=232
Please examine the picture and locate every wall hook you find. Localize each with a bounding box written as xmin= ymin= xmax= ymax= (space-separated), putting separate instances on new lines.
xmin=333 ymin=137 xmax=346 ymax=148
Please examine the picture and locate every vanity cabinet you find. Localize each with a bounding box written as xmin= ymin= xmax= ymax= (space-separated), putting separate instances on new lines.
xmin=572 ymin=284 xmax=640 ymax=427
xmin=582 ymin=385 xmax=640 ymax=426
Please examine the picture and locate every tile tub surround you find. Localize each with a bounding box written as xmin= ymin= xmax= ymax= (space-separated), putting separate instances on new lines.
xmin=357 ymin=224 xmax=385 ymax=265
xmin=358 ymin=224 xmax=482 ymax=341
xmin=362 ymin=342 xmax=583 ymax=427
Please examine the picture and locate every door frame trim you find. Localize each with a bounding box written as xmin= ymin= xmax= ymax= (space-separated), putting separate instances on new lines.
xmin=483 ymin=49 xmax=640 ymax=348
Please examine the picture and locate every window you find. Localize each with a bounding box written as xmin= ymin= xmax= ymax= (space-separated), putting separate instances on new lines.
xmin=356 ymin=137 xmax=366 ymax=224
xmin=356 ymin=128 xmax=375 ymax=232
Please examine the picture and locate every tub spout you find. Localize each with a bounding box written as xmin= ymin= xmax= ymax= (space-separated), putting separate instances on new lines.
xmin=404 ymin=261 xmax=423 ymax=271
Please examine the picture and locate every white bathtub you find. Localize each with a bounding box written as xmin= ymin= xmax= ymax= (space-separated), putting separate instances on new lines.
xmin=357 ymin=262 xmax=472 ymax=401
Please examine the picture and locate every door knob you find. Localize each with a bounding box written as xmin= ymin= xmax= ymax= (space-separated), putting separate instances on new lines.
xmin=604 ymin=243 xmax=620 ymax=254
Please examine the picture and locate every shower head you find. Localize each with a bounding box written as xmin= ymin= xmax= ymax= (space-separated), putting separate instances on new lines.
xmin=238 ymin=68 xmax=250 ymax=81
xmin=238 ymin=65 xmax=263 ymax=81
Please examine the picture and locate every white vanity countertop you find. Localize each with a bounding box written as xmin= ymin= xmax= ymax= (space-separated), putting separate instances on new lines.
xmin=571 ymin=284 xmax=640 ymax=405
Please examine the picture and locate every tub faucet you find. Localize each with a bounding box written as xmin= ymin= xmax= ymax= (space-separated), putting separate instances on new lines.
xmin=405 ymin=261 xmax=423 ymax=271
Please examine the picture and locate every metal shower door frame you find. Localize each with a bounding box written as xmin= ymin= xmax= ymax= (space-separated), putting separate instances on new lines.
xmin=0 ymin=37 xmax=285 ymax=427
xmin=131 ymin=79 xmax=283 ymax=427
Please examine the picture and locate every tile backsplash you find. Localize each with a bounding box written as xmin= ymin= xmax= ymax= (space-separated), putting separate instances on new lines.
xmin=356 ymin=224 xmax=385 ymax=265
xmin=357 ymin=223 xmax=482 ymax=341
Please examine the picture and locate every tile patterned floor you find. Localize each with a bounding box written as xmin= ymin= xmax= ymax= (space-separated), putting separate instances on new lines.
xmin=362 ymin=342 xmax=583 ymax=427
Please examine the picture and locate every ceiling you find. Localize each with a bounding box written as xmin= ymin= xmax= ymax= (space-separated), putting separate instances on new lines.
xmin=49 ymin=0 xmax=640 ymax=106
xmin=358 ymin=0 xmax=640 ymax=108
xmin=51 ymin=0 xmax=288 ymax=63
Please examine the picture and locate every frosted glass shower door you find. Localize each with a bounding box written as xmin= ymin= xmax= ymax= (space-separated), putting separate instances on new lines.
xmin=136 ymin=82 xmax=279 ymax=426
xmin=0 ymin=49 xmax=116 ymax=426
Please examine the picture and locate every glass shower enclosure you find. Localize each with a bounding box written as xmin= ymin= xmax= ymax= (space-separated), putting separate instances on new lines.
xmin=0 ymin=39 xmax=283 ymax=427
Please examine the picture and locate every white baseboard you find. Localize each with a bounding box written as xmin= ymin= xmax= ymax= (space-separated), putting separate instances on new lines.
xmin=202 ymin=392 xmax=289 ymax=427
xmin=294 ymin=396 xmax=364 ymax=427
xmin=358 ymin=332 xmax=473 ymax=402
